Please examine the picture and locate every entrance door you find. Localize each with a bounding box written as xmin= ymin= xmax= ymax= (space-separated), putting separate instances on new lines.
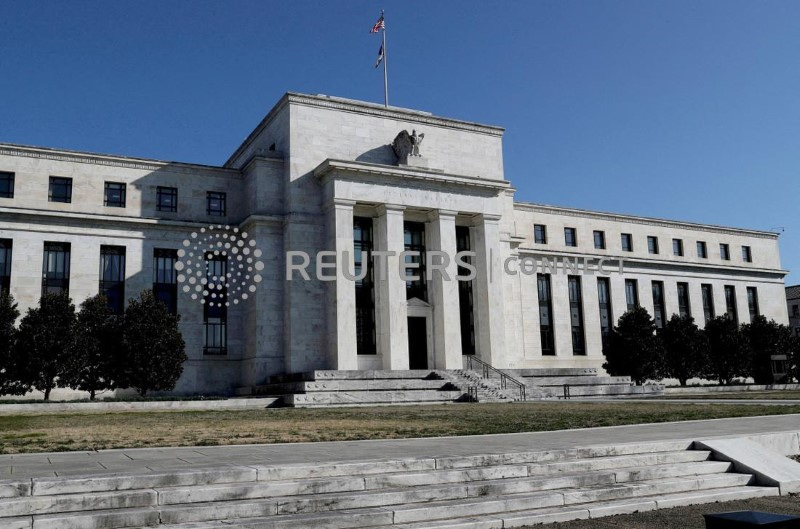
xmin=407 ymin=317 xmax=428 ymax=369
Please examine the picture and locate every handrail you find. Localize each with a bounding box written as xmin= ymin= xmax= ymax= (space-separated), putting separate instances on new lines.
xmin=463 ymin=355 xmax=527 ymax=401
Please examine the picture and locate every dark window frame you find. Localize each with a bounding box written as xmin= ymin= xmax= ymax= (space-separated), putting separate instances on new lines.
xmin=697 ymin=241 xmax=708 ymax=258
xmin=156 ymin=186 xmax=178 ymax=212
xmin=701 ymin=283 xmax=715 ymax=323
xmin=42 ymin=242 xmax=71 ymax=295
xmin=0 ymin=172 xmax=14 ymax=199
xmin=354 ymin=217 xmax=376 ymax=355
xmin=673 ymin=238 xmax=684 ymax=256
xmin=621 ymin=233 xmax=633 ymax=252
xmin=153 ymin=248 xmax=178 ymax=314
xmin=104 ymin=182 xmax=126 ymax=208
xmin=0 ymin=239 xmax=11 ymax=295
xmin=534 ymin=224 xmax=547 ymax=244
xmin=593 ymin=230 xmax=606 ymax=250
xmin=720 ymin=243 xmax=731 ymax=261
xmin=625 ymin=279 xmax=639 ymax=311
xmin=652 ymin=280 xmax=666 ymax=329
xmin=677 ymin=282 xmax=691 ymax=318
xmin=568 ymin=276 xmax=586 ymax=355
xmin=203 ymin=253 xmax=228 ymax=355
xmin=647 ymin=236 xmax=659 ymax=255
xmin=206 ymin=191 xmax=227 ymax=217
xmin=537 ymin=274 xmax=555 ymax=355
xmin=456 ymin=226 xmax=476 ymax=356
xmin=724 ymin=285 xmax=738 ymax=324
xmin=48 ymin=176 xmax=72 ymax=203
xmin=564 ymin=227 xmax=577 ymax=247
xmin=404 ymin=222 xmax=427 ymax=301
xmin=747 ymin=287 xmax=759 ymax=321
xmin=99 ymin=245 xmax=126 ymax=315
xmin=742 ymin=246 xmax=752 ymax=263
xmin=597 ymin=277 xmax=613 ymax=340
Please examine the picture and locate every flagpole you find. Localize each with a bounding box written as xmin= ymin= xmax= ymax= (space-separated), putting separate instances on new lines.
xmin=382 ymin=12 xmax=388 ymax=107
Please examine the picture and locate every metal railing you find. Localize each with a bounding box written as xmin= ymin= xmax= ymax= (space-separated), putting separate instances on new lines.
xmin=463 ymin=355 xmax=527 ymax=402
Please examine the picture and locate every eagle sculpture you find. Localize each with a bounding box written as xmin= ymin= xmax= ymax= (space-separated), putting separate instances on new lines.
xmin=392 ymin=129 xmax=424 ymax=165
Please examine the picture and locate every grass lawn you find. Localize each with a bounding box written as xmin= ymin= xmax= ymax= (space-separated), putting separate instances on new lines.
xmin=664 ymin=390 xmax=800 ymax=400
xmin=1 ymin=401 xmax=800 ymax=454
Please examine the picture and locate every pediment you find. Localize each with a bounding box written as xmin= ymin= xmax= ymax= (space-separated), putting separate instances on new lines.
xmin=407 ymin=297 xmax=430 ymax=308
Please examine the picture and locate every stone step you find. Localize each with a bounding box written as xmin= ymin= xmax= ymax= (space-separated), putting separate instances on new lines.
xmin=524 ymin=376 xmax=633 ymax=386
xmin=545 ymin=384 xmax=664 ymax=397
xmin=284 ymin=389 xmax=464 ymax=407
xmin=513 ymin=368 xmax=601 ymax=377
xmin=256 ymin=378 xmax=455 ymax=394
xmin=269 ymin=370 xmax=439 ymax=383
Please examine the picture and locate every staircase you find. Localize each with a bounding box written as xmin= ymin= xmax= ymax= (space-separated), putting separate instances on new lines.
xmin=512 ymin=368 xmax=665 ymax=399
xmin=0 ymin=441 xmax=779 ymax=529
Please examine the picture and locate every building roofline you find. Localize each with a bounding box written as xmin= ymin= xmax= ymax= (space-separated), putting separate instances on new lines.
xmin=223 ymin=92 xmax=505 ymax=168
xmin=0 ymin=142 xmax=236 ymax=175
xmin=514 ymin=201 xmax=781 ymax=239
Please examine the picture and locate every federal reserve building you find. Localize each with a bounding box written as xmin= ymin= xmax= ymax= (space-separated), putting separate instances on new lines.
xmin=0 ymin=93 xmax=789 ymax=400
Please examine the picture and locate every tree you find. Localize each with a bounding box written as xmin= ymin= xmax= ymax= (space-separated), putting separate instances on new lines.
xmin=660 ymin=314 xmax=706 ymax=386
xmin=603 ymin=307 xmax=664 ymax=385
xmin=119 ymin=290 xmax=186 ymax=396
xmin=62 ymin=294 xmax=123 ymax=400
xmin=14 ymin=292 xmax=76 ymax=400
xmin=702 ymin=316 xmax=751 ymax=385
xmin=0 ymin=293 xmax=22 ymax=396
xmin=742 ymin=315 xmax=797 ymax=384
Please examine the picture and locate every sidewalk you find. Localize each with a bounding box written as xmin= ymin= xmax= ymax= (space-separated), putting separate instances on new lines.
xmin=3 ymin=414 xmax=799 ymax=480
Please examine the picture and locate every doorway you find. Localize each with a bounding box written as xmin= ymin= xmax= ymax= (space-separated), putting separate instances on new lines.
xmin=407 ymin=317 xmax=428 ymax=369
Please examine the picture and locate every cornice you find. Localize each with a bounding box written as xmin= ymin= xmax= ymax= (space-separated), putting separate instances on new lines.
xmin=514 ymin=202 xmax=780 ymax=240
xmin=0 ymin=143 xmax=239 ymax=177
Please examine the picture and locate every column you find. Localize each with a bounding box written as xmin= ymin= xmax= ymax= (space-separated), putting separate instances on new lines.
xmin=325 ymin=199 xmax=358 ymax=370
xmin=374 ymin=204 xmax=409 ymax=370
xmin=427 ymin=210 xmax=462 ymax=369
xmin=472 ymin=214 xmax=506 ymax=366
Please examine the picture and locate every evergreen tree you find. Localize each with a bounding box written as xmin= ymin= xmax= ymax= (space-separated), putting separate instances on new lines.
xmin=660 ymin=314 xmax=706 ymax=386
xmin=603 ymin=307 xmax=664 ymax=385
xmin=702 ymin=316 xmax=751 ymax=385
xmin=0 ymin=293 xmax=22 ymax=396
xmin=742 ymin=315 xmax=797 ymax=384
xmin=119 ymin=290 xmax=186 ymax=396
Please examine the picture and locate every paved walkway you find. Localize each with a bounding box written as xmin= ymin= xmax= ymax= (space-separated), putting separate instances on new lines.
xmin=2 ymin=414 xmax=799 ymax=480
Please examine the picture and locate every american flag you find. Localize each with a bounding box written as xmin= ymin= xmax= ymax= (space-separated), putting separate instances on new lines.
xmin=370 ymin=14 xmax=385 ymax=33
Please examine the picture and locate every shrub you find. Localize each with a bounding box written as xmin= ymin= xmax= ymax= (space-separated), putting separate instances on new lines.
xmin=603 ymin=307 xmax=664 ymax=385
xmin=119 ymin=290 xmax=186 ymax=397
xmin=660 ymin=314 xmax=706 ymax=386
xmin=702 ymin=316 xmax=751 ymax=385
xmin=742 ymin=315 xmax=796 ymax=384
xmin=0 ymin=293 xmax=21 ymax=395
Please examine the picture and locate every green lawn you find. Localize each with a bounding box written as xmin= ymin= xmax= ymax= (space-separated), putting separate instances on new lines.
xmin=1 ymin=401 xmax=799 ymax=454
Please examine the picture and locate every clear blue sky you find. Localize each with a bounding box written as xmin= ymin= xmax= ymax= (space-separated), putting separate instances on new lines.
xmin=1 ymin=1 xmax=798 ymax=284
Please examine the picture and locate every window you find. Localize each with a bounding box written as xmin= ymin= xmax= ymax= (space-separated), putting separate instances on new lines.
xmin=204 ymin=254 xmax=227 ymax=355
xmin=652 ymin=281 xmax=665 ymax=329
xmin=537 ymin=274 xmax=555 ymax=355
xmin=701 ymin=284 xmax=715 ymax=323
xmin=568 ymin=276 xmax=585 ymax=355
xmin=677 ymin=282 xmax=691 ymax=318
xmin=593 ymin=230 xmax=606 ymax=250
xmin=48 ymin=177 xmax=72 ymax=203
xmin=673 ymin=238 xmax=684 ymax=257
xmin=100 ymin=246 xmax=125 ymax=315
xmin=206 ymin=191 xmax=226 ymax=216
xmin=534 ymin=224 xmax=547 ymax=244
xmin=564 ymin=227 xmax=577 ymax=247
xmin=794 ymin=305 xmax=800 ymax=317
xmin=104 ymin=182 xmax=126 ymax=207
xmin=625 ymin=279 xmax=639 ymax=311
xmin=720 ymin=243 xmax=730 ymax=261
xmin=0 ymin=172 xmax=14 ymax=198
xmin=0 ymin=239 xmax=11 ymax=295
xmin=747 ymin=287 xmax=759 ymax=321
xmin=404 ymin=222 xmax=427 ymax=301
xmin=621 ymin=233 xmax=633 ymax=252
xmin=157 ymin=186 xmax=178 ymax=212
xmin=154 ymin=249 xmax=178 ymax=314
xmin=354 ymin=217 xmax=376 ymax=355
xmin=42 ymin=242 xmax=70 ymax=295
xmin=457 ymin=226 xmax=475 ymax=356
xmin=697 ymin=241 xmax=708 ymax=258
xmin=647 ymin=236 xmax=659 ymax=255
xmin=742 ymin=246 xmax=752 ymax=263
xmin=597 ymin=277 xmax=613 ymax=340
xmin=724 ymin=285 xmax=738 ymax=324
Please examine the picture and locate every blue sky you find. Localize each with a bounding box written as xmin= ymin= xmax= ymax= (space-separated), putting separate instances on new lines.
xmin=1 ymin=1 xmax=798 ymax=284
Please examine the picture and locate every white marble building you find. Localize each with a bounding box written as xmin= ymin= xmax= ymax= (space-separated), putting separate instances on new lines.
xmin=0 ymin=93 xmax=789 ymax=395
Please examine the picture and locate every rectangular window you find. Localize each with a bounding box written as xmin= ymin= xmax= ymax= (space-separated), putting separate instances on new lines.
xmin=157 ymin=186 xmax=178 ymax=212
xmin=568 ymin=276 xmax=585 ymax=355
xmin=747 ymin=287 xmax=759 ymax=321
xmin=621 ymin=233 xmax=633 ymax=252
xmin=537 ymin=274 xmax=555 ymax=355
xmin=0 ymin=239 xmax=11 ymax=295
xmin=100 ymin=246 xmax=125 ymax=315
xmin=593 ymin=230 xmax=606 ymax=250
xmin=647 ymin=236 xmax=659 ymax=255
xmin=697 ymin=241 xmax=708 ymax=258
xmin=793 ymin=305 xmax=799 ymax=317
xmin=0 ymin=172 xmax=14 ymax=199
xmin=48 ymin=177 xmax=72 ymax=203
xmin=206 ymin=191 xmax=226 ymax=216
xmin=564 ymin=227 xmax=577 ymax=247
xmin=742 ymin=246 xmax=752 ymax=263
xmin=404 ymin=222 xmax=427 ymax=301
xmin=42 ymin=242 xmax=71 ymax=295
xmin=724 ymin=285 xmax=738 ymax=324
xmin=625 ymin=279 xmax=639 ymax=311
xmin=701 ymin=284 xmax=715 ymax=323
xmin=720 ymin=243 xmax=730 ymax=261
xmin=354 ymin=217 xmax=376 ymax=355
xmin=597 ymin=277 xmax=613 ymax=339
xmin=204 ymin=254 xmax=227 ymax=355
xmin=456 ymin=226 xmax=475 ymax=356
xmin=652 ymin=281 xmax=666 ymax=329
xmin=104 ymin=182 xmax=126 ymax=207
xmin=534 ymin=224 xmax=547 ymax=244
xmin=673 ymin=238 xmax=684 ymax=256
xmin=677 ymin=282 xmax=691 ymax=318
xmin=154 ymin=249 xmax=178 ymax=314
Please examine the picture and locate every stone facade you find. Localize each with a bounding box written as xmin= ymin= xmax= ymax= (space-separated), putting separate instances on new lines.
xmin=0 ymin=93 xmax=789 ymax=395
xmin=787 ymin=285 xmax=800 ymax=337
